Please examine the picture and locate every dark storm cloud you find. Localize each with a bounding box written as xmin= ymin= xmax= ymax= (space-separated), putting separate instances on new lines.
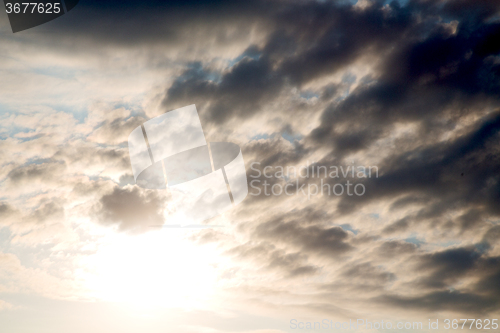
xmin=34 ymin=0 xmax=500 ymax=128
xmin=474 ymin=256 xmax=500 ymax=297
xmin=482 ymin=225 xmax=500 ymax=245
xmin=415 ymin=246 xmax=483 ymax=289
xmin=164 ymin=55 xmax=286 ymax=124
xmin=46 ymin=0 xmax=265 ymax=45
xmin=161 ymin=0 xmax=422 ymax=123
xmin=311 ymin=27 xmax=500 ymax=154
xmin=336 ymin=111 xmax=500 ymax=220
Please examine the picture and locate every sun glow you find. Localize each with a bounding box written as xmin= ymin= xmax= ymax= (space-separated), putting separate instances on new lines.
xmin=81 ymin=229 xmax=219 ymax=310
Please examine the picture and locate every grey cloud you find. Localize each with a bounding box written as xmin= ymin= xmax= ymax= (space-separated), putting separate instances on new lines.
xmin=342 ymin=262 xmax=395 ymax=283
xmin=255 ymin=216 xmax=353 ymax=257
xmin=474 ymin=257 xmax=500 ymax=297
xmin=415 ymin=246 xmax=482 ymax=289
xmin=226 ymin=241 xmax=319 ymax=278
xmin=482 ymin=225 xmax=500 ymax=245
xmin=376 ymin=240 xmax=419 ymax=257
xmin=94 ymin=186 xmax=168 ymax=233
xmin=88 ymin=114 xmax=147 ymax=145
xmin=0 ymin=203 xmax=21 ymax=227
xmin=319 ymin=262 xmax=396 ymax=293
xmin=335 ymin=111 xmax=500 ymax=219
xmin=52 ymin=144 xmax=131 ymax=174
xmin=30 ymin=201 xmax=65 ymax=225
xmin=160 ymin=1 xmax=423 ymax=125
xmin=375 ymin=290 xmax=499 ymax=315
xmin=6 ymin=160 xmax=66 ymax=186
xmin=48 ymin=0 xmax=265 ymax=47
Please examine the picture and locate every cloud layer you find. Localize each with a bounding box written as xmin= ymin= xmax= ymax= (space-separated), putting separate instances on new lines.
xmin=0 ymin=0 xmax=499 ymax=331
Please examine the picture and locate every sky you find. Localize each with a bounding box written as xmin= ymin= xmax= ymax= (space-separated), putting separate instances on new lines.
xmin=0 ymin=0 xmax=500 ymax=332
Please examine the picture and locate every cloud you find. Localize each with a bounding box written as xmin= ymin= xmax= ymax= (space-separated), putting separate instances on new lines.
xmin=0 ymin=252 xmax=80 ymax=299
xmin=255 ymin=218 xmax=353 ymax=256
xmin=225 ymin=241 xmax=319 ymax=278
xmin=0 ymin=0 xmax=500 ymax=326
xmin=375 ymin=290 xmax=499 ymax=315
xmin=94 ymin=185 xmax=169 ymax=233
xmin=416 ymin=246 xmax=483 ymax=289
xmin=0 ymin=300 xmax=13 ymax=311
xmin=6 ymin=160 xmax=66 ymax=186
